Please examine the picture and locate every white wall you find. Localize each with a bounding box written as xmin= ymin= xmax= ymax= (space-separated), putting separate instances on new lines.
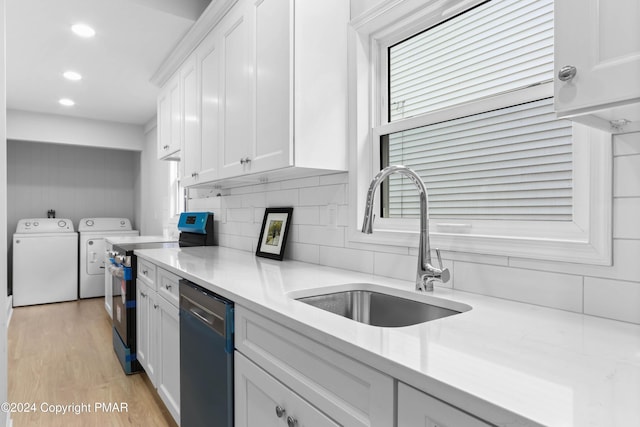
xmin=6 ymin=109 xmax=145 ymax=151
xmin=137 ymin=124 xmax=172 ymax=236
xmin=0 ymin=0 xmax=8 ymax=425
xmin=189 ymin=132 xmax=640 ymax=325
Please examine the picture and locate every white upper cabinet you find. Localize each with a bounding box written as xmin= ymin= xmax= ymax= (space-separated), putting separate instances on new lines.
xmin=157 ymin=0 xmax=349 ymax=184
xmin=181 ymin=30 xmax=222 ymax=187
xmin=157 ymin=73 xmax=181 ymax=160
xmin=219 ymin=2 xmax=254 ymax=178
xmin=180 ymin=55 xmax=199 ymax=182
xmin=554 ymin=0 xmax=640 ymax=133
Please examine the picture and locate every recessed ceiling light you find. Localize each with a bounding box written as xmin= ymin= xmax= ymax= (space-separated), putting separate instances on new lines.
xmin=63 ymin=71 xmax=82 ymax=81
xmin=59 ymin=98 xmax=75 ymax=107
xmin=71 ymin=23 xmax=95 ymax=38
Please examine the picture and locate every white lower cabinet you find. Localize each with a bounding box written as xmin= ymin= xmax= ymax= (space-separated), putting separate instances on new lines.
xmin=235 ymin=306 xmax=394 ymax=427
xmin=397 ymin=383 xmax=492 ymax=427
xmin=136 ymin=263 xmax=180 ymax=425
xmin=157 ymin=292 xmax=180 ymax=424
xmin=136 ymin=280 xmax=157 ymax=386
xmin=235 ymin=352 xmax=340 ymax=427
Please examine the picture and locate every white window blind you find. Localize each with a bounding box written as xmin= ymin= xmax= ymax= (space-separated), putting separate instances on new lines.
xmin=384 ymin=98 xmax=573 ymax=221
xmin=383 ymin=0 xmax=570 ymax=222
xmin=389 ymin=0 xmax=554 ymax=121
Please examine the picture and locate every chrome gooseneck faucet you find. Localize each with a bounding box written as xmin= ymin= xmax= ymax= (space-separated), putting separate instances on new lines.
xmin=362 ymin=165 xmax=450 ymax=291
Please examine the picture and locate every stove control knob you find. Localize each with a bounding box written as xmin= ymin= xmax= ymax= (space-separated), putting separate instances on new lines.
xmin=33 ymin=221 xmax=39 ymax=227
xmin=58 ymin=220 xmax=67 ymax=228
xmin=86 ymin=219 xmax=94 ymax=227
xmin=25 ymin=222 xmax=31 ymax=227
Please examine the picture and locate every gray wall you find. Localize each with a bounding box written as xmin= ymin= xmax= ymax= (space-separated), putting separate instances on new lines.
xmin=7 ymin=140 xmax=139 ymax=290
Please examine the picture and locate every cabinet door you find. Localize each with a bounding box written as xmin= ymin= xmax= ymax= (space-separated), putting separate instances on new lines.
xmin=147 ymin=290 xmax=159 ymax=387
xmin=252 ymin=0 xmax=291 ymax=173
xmin=235 ymin=352 xmax=340 ymax=427
xmin=181 ymin=55 xmax=201 ymax=185
xmin=555 ymin=0 xmax=640 ymax=116
xmin=157 ymin=295 xmax=180 ymax=425
xmin=397 ymin=383 xmax=492 ymax=427
xmin=219 ymin=2 xmax=254 ymax=178
xmin=158 ymin=74 xmax=181 ymax=159
xmin=136 ymin=281 xmax=150 ymax=375
xmin=197 ymin=30 xmax=221 ymax=182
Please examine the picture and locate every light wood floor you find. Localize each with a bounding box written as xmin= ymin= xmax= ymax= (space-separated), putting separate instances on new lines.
xmin=8 ymin=298 xmax=178 ymax=427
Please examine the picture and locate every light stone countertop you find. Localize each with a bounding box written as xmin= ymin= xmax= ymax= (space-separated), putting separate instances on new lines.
xmin=105 ymin=235 xmax=177 ymax=245
xmin=135 ymin=245 xmax=640 ymax=427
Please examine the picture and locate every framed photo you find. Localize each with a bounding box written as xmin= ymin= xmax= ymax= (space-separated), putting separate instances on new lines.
xmin=256 ymin=207 xmax=293 ymax=260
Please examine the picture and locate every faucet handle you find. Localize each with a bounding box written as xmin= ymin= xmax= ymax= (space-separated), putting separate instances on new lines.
xmin=435 ymin=248 xmax=443 ymax=269
xmin=435 ymin=248 xmax=451 ymax=283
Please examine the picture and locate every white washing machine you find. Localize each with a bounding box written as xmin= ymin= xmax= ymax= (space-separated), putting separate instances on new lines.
xmin=78 ymin=218 xmax=139 ymax=299
xmin=13 ymin=218 xmax=78 ymax=307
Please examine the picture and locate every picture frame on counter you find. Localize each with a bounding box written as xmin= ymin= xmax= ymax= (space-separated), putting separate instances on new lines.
xmin=256 ymin=207 xmax=293 ymax=261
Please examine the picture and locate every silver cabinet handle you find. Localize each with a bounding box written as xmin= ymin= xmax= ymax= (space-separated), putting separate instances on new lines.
xmin=275 ymin=406 xmax=286 ymax=418
xmin=163 ymin=145 xmax=169 ymax=150
xmin=558 ymin=65 xmax=577 ymax=81
xmin=153 ymin=304 xmax=158 ymax=309
xmin=166 ymin=284 xmax=172 ymax=290
xmin=143 ymin=270 xmax=148 ymax=275
xmin=287 ymin=416 xmax=298 ymax=427
xmin=240 ymin=157 xmax=251 ymax=164
xmin=140 ymin=292 xmax=147 ymax=298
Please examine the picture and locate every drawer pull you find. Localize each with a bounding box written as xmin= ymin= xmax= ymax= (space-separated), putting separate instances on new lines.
xmin=275 ymin=406 xmax=286 ymax=418
xmin=287 ymin=416 xmax=298 ymax=427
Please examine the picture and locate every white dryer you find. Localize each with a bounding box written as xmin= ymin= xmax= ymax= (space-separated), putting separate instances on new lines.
xmin=78 ymin=218 xmax=139 ymax=299
xmin=13 ymin=218 xmax=78 ymax=307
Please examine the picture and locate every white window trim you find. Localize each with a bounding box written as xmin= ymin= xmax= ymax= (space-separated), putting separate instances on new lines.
xmin=347 ymin=0 xmax=612 ymax=265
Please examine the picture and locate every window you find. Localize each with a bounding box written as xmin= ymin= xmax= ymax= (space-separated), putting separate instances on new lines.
xmin=169 ymin=161 xmax=184 ymax=218
xmin=349 ymin=0 xmax=612 ymax=264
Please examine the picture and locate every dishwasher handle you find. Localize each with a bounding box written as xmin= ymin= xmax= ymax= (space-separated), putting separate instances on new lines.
xmin=182 ymin=295 xmax=226 ymax=336
xmin=179 ymin=279 xmax=232 ymax=339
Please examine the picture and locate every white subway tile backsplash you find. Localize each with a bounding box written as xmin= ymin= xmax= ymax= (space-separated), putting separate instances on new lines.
xmin=218 ymin=234 xmax=253 ymax=252
xmin=614 ymin=155 xmax=640 ymax=197
xmin=613 ymin=197 xmax=640 ymax=239
xmin=299 ymin=184 xmax=346 ymax=206
xmin=266 ymin=189 xmax=299 ymax=207
xmin=453 ymin=262 xmax=583 ymax=312
xmin=319 ymin=246 xmax=374 ymax=274
xmin=347 ymin=240 xmax=410 ymax=255
xmin=240 ymin=193 xmax=266 ymax=208
xmin=373 ymin=252 xmax=417 ymax=282
xmin=291 ymin=206 xmax=320 ymax=225
xmin=222 ymin=194 xmax=244 ymax=209
xmin=227 ymin=207 xmax=252 ymax=223
xmin=319 ymin=172 xmax=349 ymax=185
xmin=285 ymin=242 xmax=320 ymax=264
xmin=584 ymin=278 xmax=640 ymax=324
xmin=509 ymin=239 xmax=640 ymax=283
xmin=298 ymin=225 xmax=345 ymax=247
xmin=280 ymin=176 xmax=320 ymax=190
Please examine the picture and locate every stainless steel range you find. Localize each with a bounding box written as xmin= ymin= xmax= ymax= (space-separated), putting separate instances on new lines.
xmin=108 ymin=241 xmax=178 ymax=374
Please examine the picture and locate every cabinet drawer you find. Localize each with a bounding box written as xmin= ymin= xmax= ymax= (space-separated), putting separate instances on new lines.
xmin=235 ymin=352 xmax=340 ymax=427
xmin=157 ymin=268 xmax=180 ymax=307
xmin=235 ymin=307 xmax=393 ymax=427
xmin=398 ymin=383 xmax=493 ymax=427
xmin=137 ymin=259 xmax=157 ymax=289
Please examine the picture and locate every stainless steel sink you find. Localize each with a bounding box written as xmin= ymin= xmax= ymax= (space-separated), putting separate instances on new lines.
xmin=296 ymin=289 xmax=465 ymax=327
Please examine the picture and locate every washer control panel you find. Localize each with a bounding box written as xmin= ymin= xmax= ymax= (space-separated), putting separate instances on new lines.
xmin=15 ymin=218 xmax=75 ymax=233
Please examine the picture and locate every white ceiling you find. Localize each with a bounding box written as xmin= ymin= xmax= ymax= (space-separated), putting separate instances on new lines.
xmin=6 ymin=0 xmax=211 ymax=125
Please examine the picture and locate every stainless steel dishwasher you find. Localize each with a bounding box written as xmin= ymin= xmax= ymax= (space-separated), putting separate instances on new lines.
xmin=179 ymin=279 xmax=234 ymax=427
